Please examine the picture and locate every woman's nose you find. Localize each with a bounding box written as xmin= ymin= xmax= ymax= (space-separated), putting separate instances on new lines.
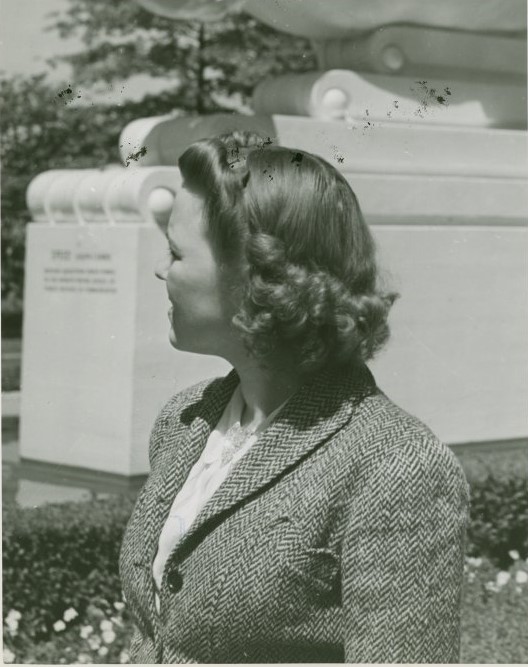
xmin=155 ymin=257 xmax=169 ymax=281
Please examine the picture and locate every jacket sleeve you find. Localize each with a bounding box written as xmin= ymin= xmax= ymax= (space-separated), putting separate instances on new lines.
xmin=341 ymin=434 xmax=470 ymax=663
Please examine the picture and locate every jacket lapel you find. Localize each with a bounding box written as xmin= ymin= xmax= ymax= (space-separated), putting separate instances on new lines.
xmin=143 ymin=370 xmax=240 ymax=567
xmin=174 ymin=362 xmax=377 ymax=559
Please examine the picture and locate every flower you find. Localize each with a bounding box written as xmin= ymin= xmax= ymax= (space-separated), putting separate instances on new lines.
xmin=110 ymin=615 xmax=124 ymax=627
xmin=466 ymin=557 xmax=482 ymax=568
xmin=53 ymin=620 xmax=66 ymax=632
xmin=102 ymin=629 xmax=117 ymax=644
xmin=3 ymin=648 xmax=16 ymax=664
xmin=509 ymin=549 xmax=520 ymax=560
xmin=119 ymin=650 xmax=130 ymax=663
xmin=79 ymin=624 xmax=93 ymax=639
xmin=113 ymin=601 xmax=125 ymax=611
xmin=87 ymin=635 xmax=101 ymax=650
xmin=484 ymin=581 xmax=498 ymax=593
xmin=77 ymin=653 xmax=91 ymax=664
xmin=5 ymin=619 xmax=19 ymax=636
xmin=63 ymin=607 xmax=79 ymax=622
xmin=6 ymin=610 xmax=21 ymax=622
xmin=468 ymin=572 xmax=476 ymax=583
xmin=86 ymin=604 xmax=105 ymax=620
xmin=496 ymin=571 xmax=511 ymax=587
xmin=100 ymin=619 xmax=113 ymax=632
xmin=98 ymin=647 xmax=109 ymax=657
xmin=5 ymin=609 xmax=21 ymax=636
xmin=516 ymin=570 xmax=528 ymax=584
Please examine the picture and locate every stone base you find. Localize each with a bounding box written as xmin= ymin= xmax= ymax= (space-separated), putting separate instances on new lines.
xmin=19 ymin=223 xmax=229 ymax=476
xmin=18 ymin=458 xmax=147 ymax=496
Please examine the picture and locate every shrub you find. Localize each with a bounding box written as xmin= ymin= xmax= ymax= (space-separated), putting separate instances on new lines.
xmin=2 ymin=496 xmax=135 ymax=648
xmin=3 ymin=600 xmax=134 ymax=664
xmin=459 ymin=450 xmax=528 ymax=569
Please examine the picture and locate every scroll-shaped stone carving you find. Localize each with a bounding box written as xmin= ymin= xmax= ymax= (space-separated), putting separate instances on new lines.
xmin=315 ymin=27 xmax=526 ymax=82
xmin=136 ymin=0 xmax=526 ymax=38
xmin=26 ymin=167 xmax=179 ymax=227
xmin=119 ymin=113 xmax=276 ymax=168
xmin=241 ymin=0 xmax=525 ymax=37
xmin=136 ymin=0 xmax=245 ymax=21
xmin=252 ymin=70 xmax=525 ymax=128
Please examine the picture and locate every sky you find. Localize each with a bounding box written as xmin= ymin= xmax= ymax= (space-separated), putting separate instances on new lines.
xmin=0 ymin=0 xmax=174 ymax=103
xmin=1 ymin=0 xmax=79 ymax=80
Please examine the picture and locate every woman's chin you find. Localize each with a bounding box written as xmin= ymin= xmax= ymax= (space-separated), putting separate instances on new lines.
xmin=168 ymin=326 xmax=194 ymax=352
xmin=168 ymin=327 xmax=179 ymax=348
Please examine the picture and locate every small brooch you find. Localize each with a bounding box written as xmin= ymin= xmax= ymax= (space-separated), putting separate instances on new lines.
xmin=221 ymin=423 xmax=256 ymax=466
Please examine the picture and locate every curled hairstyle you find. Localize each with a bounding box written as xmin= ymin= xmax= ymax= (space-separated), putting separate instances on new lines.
xmin=179 ymin=131 xmax=397 ymax=373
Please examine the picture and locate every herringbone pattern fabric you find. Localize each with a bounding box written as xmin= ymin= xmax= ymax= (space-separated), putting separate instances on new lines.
xmin=119 ymin=363 xmax=469 ymax=663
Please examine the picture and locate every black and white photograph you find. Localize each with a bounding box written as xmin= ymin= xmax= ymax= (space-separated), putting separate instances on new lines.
xmin=1 ymin=0 xmax=527 ymax=663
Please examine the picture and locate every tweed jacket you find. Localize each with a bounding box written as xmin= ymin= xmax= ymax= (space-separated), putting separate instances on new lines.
xmin=119 ymin=363 xmax=470 ymax=664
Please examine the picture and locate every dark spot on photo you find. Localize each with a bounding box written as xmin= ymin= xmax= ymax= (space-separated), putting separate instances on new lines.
xmin=58 ymin=85 xmax=73 ymax=98
xmin=291 ymin=152 xmax=303 ymax=165
xmin=124 ymin=146 xmax=147 ymax=167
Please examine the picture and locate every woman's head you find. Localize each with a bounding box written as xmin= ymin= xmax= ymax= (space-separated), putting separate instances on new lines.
xmin=168 ymin=130 xmax=396 ymax=371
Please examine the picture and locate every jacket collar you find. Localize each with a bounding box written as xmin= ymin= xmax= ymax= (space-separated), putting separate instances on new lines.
xmin=170 ymin=361 xmax=377 ymax=562
xmin=143 ymin=371 xmax=240 ymax=566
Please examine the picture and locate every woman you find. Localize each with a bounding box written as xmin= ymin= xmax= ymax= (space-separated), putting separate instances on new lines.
xmin=119 ymin=131 xmax=469 ymax=663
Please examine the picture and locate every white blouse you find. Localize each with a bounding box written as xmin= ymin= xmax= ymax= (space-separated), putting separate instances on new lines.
xmin=152 ymin=385 xmax=288 ymax=611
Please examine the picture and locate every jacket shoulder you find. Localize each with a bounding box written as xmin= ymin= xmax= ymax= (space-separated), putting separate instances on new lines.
xmin=346 ymin=390 xmax=468 ymax=491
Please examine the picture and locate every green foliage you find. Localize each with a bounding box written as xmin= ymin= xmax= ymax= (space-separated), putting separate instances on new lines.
xmin=2 ymin=496 xmax=135 ymax=645
xmin=3 ymin=600 xmax=134 ymax=664
xmin=1 ymin=0 xmax=316 ymax=332
xmin=1 ymin=339 xmax=21 ymax=391
xmin=46 ymin=0 xmax=316 ymax=112
xmin=467 ymin=475 xmax=528 ymax=568
xmin=460 ymin=450 xmax=528 ymax=569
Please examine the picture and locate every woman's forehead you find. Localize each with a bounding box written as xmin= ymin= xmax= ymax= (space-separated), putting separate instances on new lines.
xmin=167 ymin=187 xmax=206 ymax=243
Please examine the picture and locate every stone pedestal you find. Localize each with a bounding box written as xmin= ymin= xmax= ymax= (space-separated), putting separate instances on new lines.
xmin=20 ymin=168 xmax=229 ymax=477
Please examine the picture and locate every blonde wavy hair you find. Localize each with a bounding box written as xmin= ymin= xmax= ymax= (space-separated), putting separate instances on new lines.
xmin=178 ymin=131 xmax=397 ymax=372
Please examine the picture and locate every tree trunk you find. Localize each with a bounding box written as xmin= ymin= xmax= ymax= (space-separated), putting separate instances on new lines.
xmin=196 ymin=23 xmax=206 ymax=114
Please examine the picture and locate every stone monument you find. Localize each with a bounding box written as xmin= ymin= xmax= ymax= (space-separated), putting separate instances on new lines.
xmin=21 ymin=0 xmax=527 ymax=486
xmin=21 ymin=168 xmax=229 ymax=485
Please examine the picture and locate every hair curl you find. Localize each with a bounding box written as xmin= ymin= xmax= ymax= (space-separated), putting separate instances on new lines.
xmin=178 ymin=130 xmax=397 ymax=373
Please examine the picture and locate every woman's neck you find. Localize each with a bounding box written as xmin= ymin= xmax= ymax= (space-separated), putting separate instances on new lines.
xmin=231 ymin=357 xmax=307 ymax=429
